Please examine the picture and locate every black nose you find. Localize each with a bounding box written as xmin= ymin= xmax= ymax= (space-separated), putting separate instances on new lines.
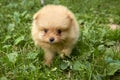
xmin=49 ymin=37 xmax=54 ymax=42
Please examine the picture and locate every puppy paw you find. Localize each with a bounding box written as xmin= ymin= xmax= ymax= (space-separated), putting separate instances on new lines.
xmin=44 ymin=59 xmax=52 ymax=67
xmin=60 ymin=49 xmax=71 ymax=59
xmin=62 ymin=49 xmax=71 ymax=56
xmin=60 ymin=53 xmax=65 ymax=59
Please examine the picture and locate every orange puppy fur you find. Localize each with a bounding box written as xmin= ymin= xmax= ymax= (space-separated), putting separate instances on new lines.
xmin=31 ymin=5 xmax=79 ymax=66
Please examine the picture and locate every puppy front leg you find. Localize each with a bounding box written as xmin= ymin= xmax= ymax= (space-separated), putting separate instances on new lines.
xmin=44 ymin=50 xmax=54 ymax=67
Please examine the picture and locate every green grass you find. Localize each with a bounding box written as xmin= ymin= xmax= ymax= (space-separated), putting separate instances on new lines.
xmin=0 ymin=0 xmax=120 ymax=80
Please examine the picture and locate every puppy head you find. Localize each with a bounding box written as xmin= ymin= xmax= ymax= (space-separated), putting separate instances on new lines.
xmin=33 ymin=5 xmax=74 ymax=44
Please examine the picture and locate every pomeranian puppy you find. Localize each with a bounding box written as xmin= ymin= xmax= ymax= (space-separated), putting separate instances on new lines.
xmin=31 ymin=5 xmax=79 ymax=66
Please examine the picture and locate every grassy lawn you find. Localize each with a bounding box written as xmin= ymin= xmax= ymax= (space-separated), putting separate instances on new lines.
xmin=0 ymin=0 xmax=120 ymax=80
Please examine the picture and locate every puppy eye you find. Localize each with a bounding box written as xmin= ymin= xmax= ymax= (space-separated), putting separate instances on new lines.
xmin=57 ymin=29 xmax=62 ymax=34
xmin=44 ymin=29 xmax=48 ymax=33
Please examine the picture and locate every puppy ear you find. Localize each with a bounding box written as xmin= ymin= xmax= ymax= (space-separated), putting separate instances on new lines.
xmin=66 ymin=12 xmax=74 ymax=22
xmin=33 ymin=12 xmax=40 ymax=20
